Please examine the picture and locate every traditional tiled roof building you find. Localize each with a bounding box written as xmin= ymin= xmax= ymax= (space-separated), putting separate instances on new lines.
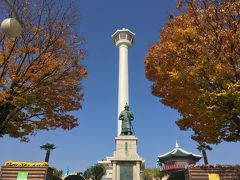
xmin=157 ymin=142 xmax=202 ymax=180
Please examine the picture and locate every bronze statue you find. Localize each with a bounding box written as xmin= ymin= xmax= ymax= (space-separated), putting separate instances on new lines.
xmin=119 ymin=104 xmax=134 ymax=135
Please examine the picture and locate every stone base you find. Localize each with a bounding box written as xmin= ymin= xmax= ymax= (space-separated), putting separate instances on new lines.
xmin=111 ymin=135 xmax=144 ymax=180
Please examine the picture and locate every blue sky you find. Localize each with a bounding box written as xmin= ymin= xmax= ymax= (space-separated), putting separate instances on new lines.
xmin=0 ymin=0 xmax=239 ymax=174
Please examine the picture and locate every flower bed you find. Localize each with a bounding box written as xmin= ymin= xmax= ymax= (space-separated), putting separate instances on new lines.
xmin=4 ymin=161 xmax=48 ymax=167
xmin=188 ymin=164 xmax=239 ymax=169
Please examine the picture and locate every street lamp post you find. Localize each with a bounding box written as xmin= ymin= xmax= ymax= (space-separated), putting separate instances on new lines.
xmin=1 ymin=0 xmax=22 ymax=38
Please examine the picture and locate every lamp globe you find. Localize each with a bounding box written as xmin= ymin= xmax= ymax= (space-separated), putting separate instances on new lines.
xmin=1 ymin=18 xmax=21 ymax=38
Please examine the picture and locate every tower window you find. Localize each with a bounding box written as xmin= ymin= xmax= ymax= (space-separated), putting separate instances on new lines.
xmin=120 ymin=32 xmax=127 ymax=39
xmin=127 ymin=34 xmax=132 ymax=41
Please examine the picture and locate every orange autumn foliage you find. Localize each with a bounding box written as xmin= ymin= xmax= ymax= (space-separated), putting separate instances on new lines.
xmin=0 ymin=0 xmax=87 ymax=141
xmin=145 ymin=0 xmax=240 ymax=144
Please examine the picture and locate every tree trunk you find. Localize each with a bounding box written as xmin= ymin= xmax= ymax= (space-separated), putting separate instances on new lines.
xmin=45 ymin=150 xmax=50 ymax=162
xmin=0 ymin=102 xmax=14 ymax=134
xmin=202 ymin=150 xmax=209 ymax=164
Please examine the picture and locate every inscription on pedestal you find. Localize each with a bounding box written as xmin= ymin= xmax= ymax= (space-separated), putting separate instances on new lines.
xmin=120 ymin=164 xmax=133 ymax=180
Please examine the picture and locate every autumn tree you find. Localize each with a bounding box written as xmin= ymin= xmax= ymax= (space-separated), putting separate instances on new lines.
xmin=145 ymin=0 xmax=240 ymax=144
xmin=0 ymin=0 xmax=87 ymax=141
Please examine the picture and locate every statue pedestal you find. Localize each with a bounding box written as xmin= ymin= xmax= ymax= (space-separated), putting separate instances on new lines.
xmin=111 ymin=135 xmax=144 ymax=180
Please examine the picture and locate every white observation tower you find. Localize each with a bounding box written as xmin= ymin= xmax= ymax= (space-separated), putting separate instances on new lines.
xmin=112 ymin=28 xmax=135 ymax=136
xmin=98 ymin=28 xmax=143 ymax=180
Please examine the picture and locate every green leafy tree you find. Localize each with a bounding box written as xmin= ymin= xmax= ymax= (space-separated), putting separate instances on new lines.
xmin=142 ymin=168 xmax=163 ymax=180
xmin=197 ymin=144 xmax=212 ymax=165
xmin=145 ymin=0 xmax=240 ymax=144
xmin=40 ymin=143 xmax=56 ymax=162
xmin=153 ymin=169 xmax=163 ymax=179
xmin=142 ymin=169 xmax=152 ymax=180
xmin=83 ymin=168 xmax=92 ymax=180
xmin=83 ymin=164 xmax=106 ymax=180
xmin=52 ymin=167 xmax=63 ymax=180
xmin=236 ymin=165 xmax=240 ymax=179
xmin=91 ymin=164 xmax=106 ymax=180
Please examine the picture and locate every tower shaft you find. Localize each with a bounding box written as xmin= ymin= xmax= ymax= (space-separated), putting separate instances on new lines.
xmin=112 ymin=28 xmax=135 ymax=136
xmin=118 ymin=44 xmax=129 ymax=135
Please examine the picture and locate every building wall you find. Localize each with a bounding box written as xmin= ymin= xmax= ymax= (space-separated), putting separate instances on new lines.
xmin=185 ymin=167 xmax=239 ymax=180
